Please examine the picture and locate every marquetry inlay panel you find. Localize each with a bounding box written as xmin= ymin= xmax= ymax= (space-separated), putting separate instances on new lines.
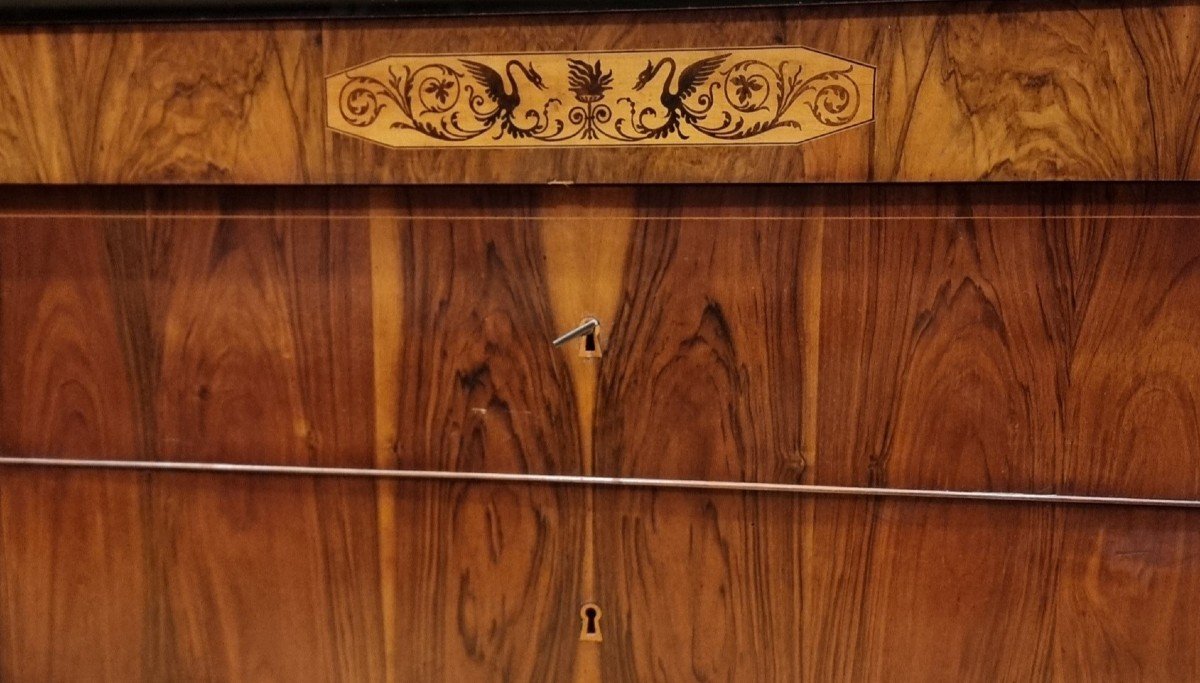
xmin=325 ymin=46 xmax=875 ymax=148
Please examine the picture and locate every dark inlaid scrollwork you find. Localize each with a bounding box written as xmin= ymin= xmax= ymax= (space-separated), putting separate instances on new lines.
xmin=328 ymin=47 xmax=874 ymax=147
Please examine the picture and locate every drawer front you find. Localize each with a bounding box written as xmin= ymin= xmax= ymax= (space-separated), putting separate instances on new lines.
xmin=4 ymin=470 xmax=1199 ymax=680
xmin=5 ymin=185 xmax=1200 ymax=501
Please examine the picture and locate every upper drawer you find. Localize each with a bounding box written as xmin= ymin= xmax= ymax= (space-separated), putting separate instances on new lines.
xmin=1 ymin=1 xmax=1199 ymax=183
xmin=3 ymin=184 xmax=1200 ymax=501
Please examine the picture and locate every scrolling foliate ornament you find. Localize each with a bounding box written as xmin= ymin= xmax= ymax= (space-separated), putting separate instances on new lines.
xmin=326 ymin=46 xmax=875 ymax=148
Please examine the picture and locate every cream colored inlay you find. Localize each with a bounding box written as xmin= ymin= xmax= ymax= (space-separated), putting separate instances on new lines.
xmin=326 ymin=46 xmax=875 ymax=148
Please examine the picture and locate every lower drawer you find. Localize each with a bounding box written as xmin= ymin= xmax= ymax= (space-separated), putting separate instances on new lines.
xmin=1 ymin=468 xmax=1196 ymax=680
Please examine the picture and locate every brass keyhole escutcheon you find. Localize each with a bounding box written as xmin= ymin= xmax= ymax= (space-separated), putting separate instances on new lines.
xmin=579 ymin=603 xmax=602 ymax=642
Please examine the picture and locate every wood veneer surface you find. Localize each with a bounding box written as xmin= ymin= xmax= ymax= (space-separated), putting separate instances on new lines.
xmin=1 ymin=1 xmax=1199 ymax=183
xmin=3 ymin=469 xmax=1200 ymax=680
xmin=5 ymin=185 xmax=1200 ymax=498
xmin=3 ymin=183 xmax=1200 ymax=680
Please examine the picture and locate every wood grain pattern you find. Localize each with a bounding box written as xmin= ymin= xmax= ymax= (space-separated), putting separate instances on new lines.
xmin=1064 ymin=220 xmax=1200 ymax=498
xmin=806 ymin=499 xmax=1200 ymax=682
xmin=0 ymin=25 xmax=324 ymax=183
xmin=820 ymin=211 xmax=1200 ymax=499
xmin=818 ymin=216 xmax=1065 ymax=493
xmin=142 ymin=474 xmax=384 ymax=682
xmin=0 ymin=211 xmax=150 ymax=681
xmin=381 ymin=213 xmax=582 ymax=475
xmin=0 ymin=469 xmax=149 ymax=682
xmin=6 ymin=184 xmax=1200 ymax=678
xmin=0 ymin=471 xmax=388 ymax=682
xmin=1 ymin=194 xmax=388 ymax=680
xmin=8 ymin=469 xmax=1200 ymax=680
xmin=596 ymin=217 xmax=809 ymax=483
xmin=8 ymin=185 xmax=1200 ymax=499
xmin=1053 ymin=505 xmax=1200 ymax=680
xmin=2 ymin=1 xmax=1200 ymax=182
xmin=367 ymin=201 xmax=590 ymax=678
xmin=593 ymin=488 xmax=802 ymax=681
xmin=2 ymin=194 xmax=375 ymax=466
xmin=386 ymin=481 xmax=583 ymax=680
xmin=806 ymin=498 xmax=1057 ymax=681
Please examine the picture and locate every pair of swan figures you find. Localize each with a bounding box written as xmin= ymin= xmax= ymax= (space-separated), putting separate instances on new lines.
xmin=460 ymin=53 xmax=729 ymax=139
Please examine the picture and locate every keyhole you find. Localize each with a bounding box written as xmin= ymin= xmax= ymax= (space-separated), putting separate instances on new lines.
xmin=578 ymin=326 xmax=602 ymax=358
xmin=579 ymin=603 xmax=602 ymax=642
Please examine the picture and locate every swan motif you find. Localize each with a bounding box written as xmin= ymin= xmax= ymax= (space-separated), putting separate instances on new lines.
xmin=631 ymin=53 xmax=730 ymax=138
xmin=460 ymin=59 xmax=548 ymax=138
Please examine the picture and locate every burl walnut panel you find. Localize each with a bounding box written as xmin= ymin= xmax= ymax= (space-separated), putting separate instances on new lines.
xmin=1 ymin=1 xmax=1199 ymax=182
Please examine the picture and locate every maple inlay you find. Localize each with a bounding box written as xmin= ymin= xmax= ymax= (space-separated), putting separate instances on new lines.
xmin=325 ymin=46 xmax=875 ymax=148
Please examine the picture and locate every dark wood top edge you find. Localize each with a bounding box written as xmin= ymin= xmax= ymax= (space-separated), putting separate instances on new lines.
xmin=0 ymin=0 xmax=933 ymax=25
xmin=2 ymin=182 xmax=1198 ymax=218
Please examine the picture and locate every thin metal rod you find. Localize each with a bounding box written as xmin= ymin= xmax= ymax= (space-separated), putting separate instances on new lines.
xmin=1 ymin=456 xmax=1197 ymax=509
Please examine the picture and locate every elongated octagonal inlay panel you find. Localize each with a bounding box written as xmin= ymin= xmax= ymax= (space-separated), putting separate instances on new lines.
xmin=326 ymin=46 xmax=875 ymax=148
